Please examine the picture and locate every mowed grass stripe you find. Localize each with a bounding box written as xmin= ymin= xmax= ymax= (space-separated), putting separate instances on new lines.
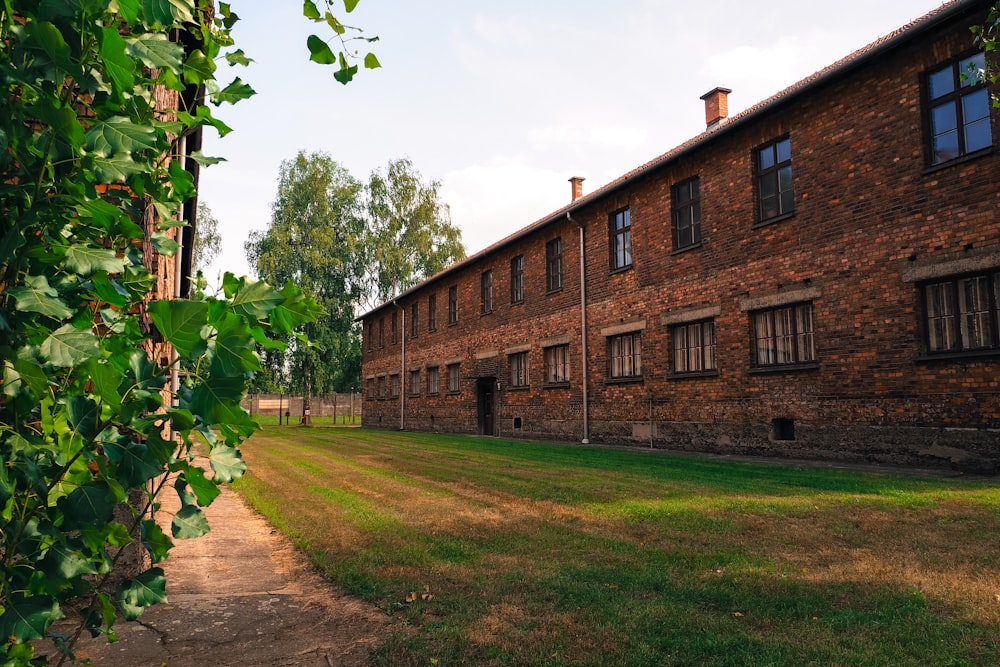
xmin=236 ymin=428 xmax=1000 ymax=666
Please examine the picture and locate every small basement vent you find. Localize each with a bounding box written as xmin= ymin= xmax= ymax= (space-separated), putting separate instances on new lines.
xmin=771 ymin=418 xmax=795 ymax=441
xmin=513 ymin=417 xmax=523 ymax=429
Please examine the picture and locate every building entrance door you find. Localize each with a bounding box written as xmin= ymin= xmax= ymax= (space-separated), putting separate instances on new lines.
xmin=477 ymin=378 xmax=496 ymax=436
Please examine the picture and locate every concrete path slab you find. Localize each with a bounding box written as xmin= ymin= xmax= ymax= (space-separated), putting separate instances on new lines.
xmin=60 ymin=471 xmax=388 ymax=666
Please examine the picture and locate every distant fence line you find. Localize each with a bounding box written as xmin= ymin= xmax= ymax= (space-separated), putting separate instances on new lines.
xmin=241 ymin=393 xmax=362 ymax=423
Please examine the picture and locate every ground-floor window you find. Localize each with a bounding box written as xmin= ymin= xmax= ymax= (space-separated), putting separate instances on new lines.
xmin=509 ymin=351 xmax=529 ymax=388
xmin=427 ymin=366 xmax=440 ymax=395
xmin=608 ymin=332 xmax=642 ymax=379
xmin=390 ymin=373 xmax=400 ymax=398
xmin=753 ymin=302 xmax=815 ymax=367
xmin=672 ymin=320 xmax=716 ymax=374
xmin=409 ymin=369 xmax=421 ymax=395
xmin=447 ymin=363 xmax=461 ymax=393
xmin=544 ymin=344 xmax=569 ymax=384
xmin=923 ymin=272 xmax=1000 ymax=353
xmin=366 ymin=377 xmax=375 ymax=399
xmin=377 ymin=375 xmax=386 ymax=398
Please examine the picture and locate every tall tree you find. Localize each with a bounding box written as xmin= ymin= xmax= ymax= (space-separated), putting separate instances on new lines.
xmin=245 ymin=151 xmax=365 ymax=405
xmin=363 ymin=159 xmax=465 ymax=309
xmin=193 ymin=202 xmax=223 ymax=273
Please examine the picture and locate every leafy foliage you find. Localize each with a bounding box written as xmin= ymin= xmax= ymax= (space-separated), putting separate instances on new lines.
xmin=972 ymin=2 xmax=1000 ymax=108
xmin=0 ymin=1 xmax=326 ymax=664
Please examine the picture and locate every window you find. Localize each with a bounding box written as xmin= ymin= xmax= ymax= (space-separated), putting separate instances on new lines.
xmin=448 ymin=285 xmax=458 ymax=325
xmin=447 ymin=363 xmax=461 ymax=393
xmin=376 ymin=375 xmax=386 ymax=398
xmin=753 ymin=302 xmax=816 ymax=367
xmin=544 ymin=345 xmax=569 ymax=384
xmin=610 ymin=208 xmax=632 ymax=270
xmin=609 ymin=332 xmax=642 ymax=379
xmin=546 ymin=238 xmax=563 ymax=292
xmin=428 ymin=294 xmax=437 ymax=332
xmin=411 ymin=302 xmax=418 ymax=338
xmin=366 ymin=322 xmax=374 ymax=351
xmin=427 ymin=366 xmax=440 ymax=395
xmin=378 ymin=318 xmax=385 ymax=348
xmin=366 ymin=377 xmax=375 ymax=399
xmin=923 ymin=271 xmax=1000 ymax=353
xmin=390 ymin=311 xmax=398 ymax=344
xmin=756 ymin=137 xmax=793 ymax=223
xmin=510 ymin=255 xmax=524 ymax=304
xmin=409 ymin=369 xmax=421 ymax=395
xmin=672 ymin=320 xmax=716 ymax=374
xmin=509 ymin=351 xmax=529 ymax=388
xmin=926 ymin=52 xmax=992 ymax=165
xmin=672 ymin=177 xmax=701 ymax=250
xmin=481 ymin=270 xmax=493 ymax=314
xmin=389 ymin=373 xmax=400 ymax=398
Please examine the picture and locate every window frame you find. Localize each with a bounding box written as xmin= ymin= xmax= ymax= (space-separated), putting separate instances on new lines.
xmin=509 ymin=351 xmax=529 ymax=388
xmin=543 ymin=344 xmax=570 ymax=386
xmin=670 ymin=319 xmax=717 ymax=377
xmin=410 ymin=302 xmax=419 ymax=338
xmin=920 ymin=270 xmax=1000 ymax=357
xmin=426 ymin=366 xmax=440 ymax=395
xmin=546 ymin=237 xmax=563 ymax=293
xmin=672 ymin=177 xmax=702 ymax=251
xmin=510 ymin=255 xmax=524 ymax=304
xmin=428 ymin=294 xmax=437 ymax=332
xmin=751 ymin=302 xmax=817 ymax=370
xmin=378 ymin=318 xmax=385 ymax=348
xmin=409 ymin=369 xmax=421 ymax=396
xmin=389 ymin=373 xmax=400 ymax=398
xmin=608 ymin=332 xmax=643 ymax=381
xmin=755 ymin=136 xmax=794 ymax=225
xmin=446 ymin=363 xmax=461 ymax=394
xmin=447 ymin=285 xmax=458 ymax=325
xmin=481 ymin=270 xmax=493 ymax=315
xmin=390 ymin=311 xmax=398 ymax=345
xmin=924 ymin=51 xmax=992 ymax=167
xmin=609 ymin=207 xmax=633 ymax=271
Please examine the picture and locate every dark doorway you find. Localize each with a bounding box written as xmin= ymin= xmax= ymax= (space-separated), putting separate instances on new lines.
xmin=477 ymin=378 xmax=496 ymax=436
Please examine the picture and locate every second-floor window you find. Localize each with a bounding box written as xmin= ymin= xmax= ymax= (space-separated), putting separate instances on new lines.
xmin=481 ymin=270 xmax=493 ymax=314
xmin=448 ymin=285 xmax=458 ymax=325
xmin=672 ymin=177 xmax=701 ymax=250
xmin=546 ymin=238 xmax=563 ymax=292
xmin=509 ymin=352 xmax=529 ymax=388
xmin=428 ymin=294 xmax=437 ymax=332
xmin=390 ymin=311 xmax=398 ymax=344
xmin=610 ymin=208 xmax=632 ymax=270
xmin=926 ymin=52 xmax=991 ymax=165
xmin=609 ymin=332 xmax=642 ymax=379
xmin=510 ymin=255 xmax=524 ymax=304
xmin=753 ymin=302 xmax=816 ymax=367
xmin=410 ymin=302 xmax=418 ymax=338
xmin=378 ymin=318 xmax=385 ymax=348
xmin=923 ymin=271 xmax=1000 ymax=354
xmin=756 ymin=137 xmax=793 ymax=223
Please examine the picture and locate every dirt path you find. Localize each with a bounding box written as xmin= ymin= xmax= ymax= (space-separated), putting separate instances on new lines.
xmin=66 ymin=471 xmax=389 ymax=667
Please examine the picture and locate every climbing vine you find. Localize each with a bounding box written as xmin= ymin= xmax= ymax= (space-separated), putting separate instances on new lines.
xmin=0 ymin=0 xmax=378 ymax=663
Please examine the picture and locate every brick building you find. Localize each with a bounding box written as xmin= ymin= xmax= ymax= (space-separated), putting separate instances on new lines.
xmin=360 ymin=0 xmax=1000 ymax=472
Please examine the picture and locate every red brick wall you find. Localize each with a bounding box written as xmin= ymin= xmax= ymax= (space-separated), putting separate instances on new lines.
xmin=362 ymin=6 xmax=1000 ymax=472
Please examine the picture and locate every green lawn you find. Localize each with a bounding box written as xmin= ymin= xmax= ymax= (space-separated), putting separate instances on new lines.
xmin=236 ymin=428 xmax=1000 ymax=666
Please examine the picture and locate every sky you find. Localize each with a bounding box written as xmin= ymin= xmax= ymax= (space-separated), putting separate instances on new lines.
xmin=197 ymin=0 xmax=951 ymax=282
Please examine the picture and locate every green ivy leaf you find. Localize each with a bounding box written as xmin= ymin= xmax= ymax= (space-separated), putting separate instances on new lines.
xmin=75 ymin=197 xmax=130 ymax=232
xmin=182 ymin=48 xmax=215 ymax=84
xmin=87 ymin=357 xmax=124 ymax=409
xmin=208 ymin=77 xmax=256 ymax=105
xmin=65 ymin=244 xmax=126 ymax=276
xmin=208 ymin=443 xmax=246 ymax=483
xmin=344 ymin=0 xmax=361 ymax=12
xmin=100 ymin=26 xmax=136 ymax=98
xmin=364 ymin=52 xmax=381 ymax=69
xmin=189 ymin=151 xmax=226 ymax=166
xmin=7 ymin=274 xmax=73 ymax=320
xmin=147 ymin=299 xmax=208 ymax=358
xmin=85 ymin=116 xmax=159 ymax=157
xmin=231 ymin=280 xmax=284 ymax=321
xmin=224 ymin=49 xmax=252 ymax=66
xmin=303 ymin=1 xmax=321 ymax=20
xmin=41 ymin=324 xmax=100 ymax=368
xmin=151 ymin=231 xmax=179 ymax=256
xmin=182 ymin=464 xmax=221 ymax=506
xmin=126 ymin=33 xmax=184 ymax=70
xmin=111 ymin=442 xmax=166 ymax=486
xmin=141 ymin=519 xmax=174 ymax=563
xmin=171 ymin=504 xmax=210 ymax=539
xmin=116 ymin=568 xmax=167 ymax=621
xmin=31 ymin=21 xmax=75 ymax=74
xmin=307 ymin=35 xmax=337 ymax=65
xmin=66 ymin=396 xmax=101 ymax=441
xmin=7 ymin=354 xmax=50 ymax=398
xmin=0 ymin=596 xmax=65 ymax=643
xmin=41 ymin=541 xmax=101 ymax=580
xmin=90 ymin=153 xmax=147 ymax=183
xmin=58 ymin=483 xmax=116 ymax=530
xmin=211 ymin=312 xmax=261 ymax=376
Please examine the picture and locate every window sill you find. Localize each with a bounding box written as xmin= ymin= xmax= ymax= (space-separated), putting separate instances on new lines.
xmin=543 ymin=381 xmax=570 ymax=389
xmin=511 ymin=299 xmax=524 ymax=307
xmin=671 ymin=241 xmax=702 ymax=256
xmin=447 ymin=321 xmax=458 ymax=327
xmin=427 ymin=392 xmax=439 ymax=397
xmin=480 ymin=311 xmax=492 ymax=317
xmin=915 ymin=349 xmax=1000 ymax=363
xmin=668 ymin=369 xmax=719 ymax=380
xmin=752 ymin=211 xmax=795 ymax=229
xmin=748 ymin=362 xmax=819 ymax=375
xmin=605 ymin=376 xmax=644 ymax=385
xmin=447 ymin=390 xmax=461 ymax=396
xmin=609 ymin=265 xmax=633 ymax=276
xmin=922 ymin=146 xmax=994 ymax=175
xmin=546 ymin=287 xmax=563 ymax=296
xmin=507 ymin=384 xmax=530 ymax=391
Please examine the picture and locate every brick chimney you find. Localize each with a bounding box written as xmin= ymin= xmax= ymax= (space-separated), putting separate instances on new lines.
xmin=699 ymin=87 xmax=732 ymax=129
xmin=569 ymin=176 xmax=585 ymax=202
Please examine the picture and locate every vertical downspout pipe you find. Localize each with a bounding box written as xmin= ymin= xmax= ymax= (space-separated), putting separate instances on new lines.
xmin=169 ymin=134 xmax=187 ymax=440
xmin=566 ymin=212 xmax=590 ymax=444
xmin=393 ymin=300 xmax=405 ymax=430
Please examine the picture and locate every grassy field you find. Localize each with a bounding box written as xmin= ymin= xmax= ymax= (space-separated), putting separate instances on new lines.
xmin=236 ymin=428 xmax=1000 ymax=666
xmin=249 ymin=414 xmax=360 ymax=426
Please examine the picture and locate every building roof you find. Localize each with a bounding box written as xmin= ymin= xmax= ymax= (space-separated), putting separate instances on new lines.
xmin=360 ymin=0 xmax=984 ymax=321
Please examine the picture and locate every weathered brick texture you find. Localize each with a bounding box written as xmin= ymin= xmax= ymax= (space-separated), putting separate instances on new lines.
xmin=362 ymin=1 xmax=1000 ymax=472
